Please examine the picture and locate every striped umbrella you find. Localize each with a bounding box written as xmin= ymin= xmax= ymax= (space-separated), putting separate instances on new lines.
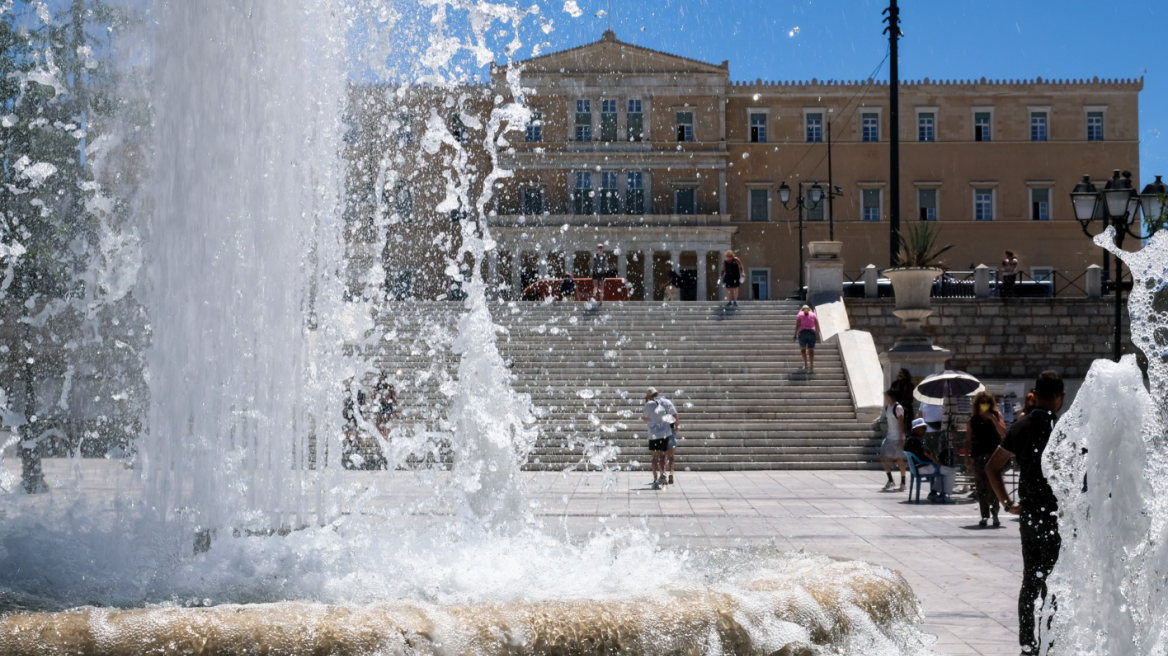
xmin=912 ymin=370 xmax=985 ymax=405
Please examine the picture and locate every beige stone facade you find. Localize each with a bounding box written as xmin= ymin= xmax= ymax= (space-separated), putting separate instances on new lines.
xmin=349 ymin=31 xmax=1142 ymax=301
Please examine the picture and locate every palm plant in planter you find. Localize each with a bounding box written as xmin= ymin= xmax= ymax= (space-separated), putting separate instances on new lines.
xmin=884 ymin=223 xmax=956 ymax=346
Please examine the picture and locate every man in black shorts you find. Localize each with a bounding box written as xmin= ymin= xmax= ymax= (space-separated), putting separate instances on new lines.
xmin=986 ymin=371 xmax=1066 ymax=656
xmin=642 ymin=387 xmax=679 ymax=489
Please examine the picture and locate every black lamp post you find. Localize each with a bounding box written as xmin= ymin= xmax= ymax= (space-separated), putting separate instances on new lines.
xmin=778 ymin=180 xmax=823 ymax=300
xmin=1069 ymin=169 xmax=1163 ymax=361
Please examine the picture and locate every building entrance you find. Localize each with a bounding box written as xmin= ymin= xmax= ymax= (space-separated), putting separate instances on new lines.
xmin=679 ymin=269 xmax=698 ymax=301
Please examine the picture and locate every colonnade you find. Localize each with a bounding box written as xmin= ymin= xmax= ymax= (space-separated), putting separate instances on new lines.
xmin=484 ymin=248 xmax=729 ymax=301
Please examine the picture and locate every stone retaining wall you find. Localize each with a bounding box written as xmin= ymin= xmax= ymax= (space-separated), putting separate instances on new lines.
xmin=845 ymin=298 xmax=1133 ymax=378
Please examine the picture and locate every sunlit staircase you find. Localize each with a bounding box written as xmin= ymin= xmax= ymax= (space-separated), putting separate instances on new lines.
xmin=371 ymin=300 xmax=882 ymax=471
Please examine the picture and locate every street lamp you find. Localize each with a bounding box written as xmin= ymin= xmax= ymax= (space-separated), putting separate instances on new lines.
xmin=778 ymin=180 xmax=823 ymax=300
xmin=1068 ymin=169 xmax=1158 ymax=361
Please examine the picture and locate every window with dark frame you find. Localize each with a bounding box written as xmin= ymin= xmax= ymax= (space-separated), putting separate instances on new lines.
xmin=918 ymin=188 xmax=937 ymax=221
xmin=862 ymin=189 xmax=880 ymax=222
xmin=675 ymin=188 xmax=696 ymax=215
xmin=1031 ymin=112 xmax=1047 ymax=142
xmin=600 ymin=99 xmax=617 ymax=142
xmin=573 ymin=171 xmax=593 ymax=214
xmin=975 ymin=189 xmax=994 ymax=221
xmin=575 ymin=100 xmax=591 ymax=142
xmin=750 ymin=113 xmax=767 ymax=143
xmin=676 ymin=112 xmax=693 ymax=142
xmin=525 ymin=111 xmax=542 ymax=142
xmin=1032 ymin=188 xmax=1050 ymax=221
xmin=974 ymin=112 xmax=991 ymax=142
xmin=918 ymin=112 xmax=935 ymax=142
xmin=600 ymin=171 xmax=619 ymax=215
xmin=749 ymin=189 xmax=768 ymax=221
xmin=1087 ymin=112 xmax=1104 ymax=141
xmin=522 ymin=188 xmax=544 ymax=215
xmin=806 ymin=112 xmax=823 ymax=142
xmin=862 ymin=113 xmax=879 ymax=142
xmin=626 ymin=171 xmax=644 ymax=214
xmin=627 ymin=99 xmax=643 ymax=141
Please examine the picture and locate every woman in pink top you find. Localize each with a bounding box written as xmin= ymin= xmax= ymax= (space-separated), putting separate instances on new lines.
xmin=793 ymin=305 xmax=823 ymax=372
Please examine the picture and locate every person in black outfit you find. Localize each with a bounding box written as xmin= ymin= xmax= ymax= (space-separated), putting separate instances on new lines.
xmin=986 ymin=371 xmax=1066 ymax=656
xmin=964 ymin=391 xmax=1007 ymax=527
xmin=559 ymin=273 xmax=577 ymax=300
xmin=720 ymin=250 xmax=743 ymax=307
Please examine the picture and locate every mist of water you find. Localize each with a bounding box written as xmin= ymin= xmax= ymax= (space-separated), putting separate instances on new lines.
xmin=1039 ymin=228 xmax=1168 ymax=655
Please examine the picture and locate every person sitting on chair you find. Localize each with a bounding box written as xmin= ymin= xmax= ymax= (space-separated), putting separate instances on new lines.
xmin=905 ymin=418 xmax=955 ymax=500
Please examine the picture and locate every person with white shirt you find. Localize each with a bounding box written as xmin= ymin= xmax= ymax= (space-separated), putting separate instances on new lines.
xmin=641 ymin=387 xmax=679 ymax=489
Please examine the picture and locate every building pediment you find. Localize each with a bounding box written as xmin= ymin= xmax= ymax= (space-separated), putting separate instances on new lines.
xmin=499 ymin=30 xmax=728 ymax=77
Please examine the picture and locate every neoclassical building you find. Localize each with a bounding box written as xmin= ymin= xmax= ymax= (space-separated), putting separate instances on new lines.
xmin=348 ymin=30 xmax=1142 ymax=302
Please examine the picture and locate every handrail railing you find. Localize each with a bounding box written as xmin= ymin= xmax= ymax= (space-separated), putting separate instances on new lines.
xmin=837 ymin=268 xmax=1107 ymax=300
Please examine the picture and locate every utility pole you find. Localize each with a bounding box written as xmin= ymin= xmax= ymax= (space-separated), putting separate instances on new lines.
xmin=883 ymin=1 xmax=902 ymax=266
xmin=827 ymin=110 xmax=835 ymax=241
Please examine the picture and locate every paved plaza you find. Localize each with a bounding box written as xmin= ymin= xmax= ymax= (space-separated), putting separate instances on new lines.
xmin=2 ymin=460 xmax=1023 ymax=656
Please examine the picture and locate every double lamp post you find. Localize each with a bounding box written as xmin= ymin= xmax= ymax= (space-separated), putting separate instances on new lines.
xmin=1069 ymin=169 xmax=1167 ymax=361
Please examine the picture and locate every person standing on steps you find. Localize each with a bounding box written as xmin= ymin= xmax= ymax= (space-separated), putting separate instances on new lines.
xmin=642 ymin=387 xmax=678 ymax=489
xmin=591 ymin=244 xmax=609 ymax=305
xmin=985 ymin=371 xmax=1066 ymax=656
xmin=720 ymin=250 xmax=744 ymax=307
xmin=792 ymin=305 xmax=822 ymax=372
xmin=660 ymin=267 xmax=682 ymax=302
xmin=965 ymin=390 xmax=1006 ymax=527
xmin=1001 ymin=250 xmax=1019 ymax=298
xmin=879 ymin=389 xmax=907 ymax=492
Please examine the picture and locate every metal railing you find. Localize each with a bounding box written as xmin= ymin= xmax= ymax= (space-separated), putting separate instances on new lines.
xmin=840 ymin=268 xmax=1106 ymax=300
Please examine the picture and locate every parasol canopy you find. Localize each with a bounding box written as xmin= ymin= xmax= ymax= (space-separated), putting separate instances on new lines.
xmin=912 ymin=370 xmax=985 ymax=405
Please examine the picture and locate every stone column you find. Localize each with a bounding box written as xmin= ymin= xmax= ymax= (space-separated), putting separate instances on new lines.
xmin=862 ymin=264 xmax=879 ymax=299
xmin=1086 ymin=264 xmax=1102 ymax=298
xmin=669 ymin=250 xmax=680 ymax=272
xmin=509 ymin=251 xmax=521 ymax=298
xmin=486 ymin=253 xmax=498 ymax=297
xmin=538 ymin=254 xmax=548 ymax=279
xmin=974 ymin=264 xmax=991 ymax=298
xmin=696 ymin=251 xmax=708 ymax=301
xmin=643 ymin=250 xmax=654 ymax=301
xmin=617 ymin=251 xmax=628 ymax=279
xmin=718 ymin=170 xmax=728 ymax=216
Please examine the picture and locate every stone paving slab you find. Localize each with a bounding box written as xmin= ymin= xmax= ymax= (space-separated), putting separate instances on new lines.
xmin=1 ymin=461 xmax=1024 ymax=655
xmin=515 ymin=469 xmax=1023 ymax=656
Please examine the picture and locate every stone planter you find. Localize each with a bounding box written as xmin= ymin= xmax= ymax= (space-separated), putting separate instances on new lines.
xmin=884 ymin=267 xmax=943 ymax=347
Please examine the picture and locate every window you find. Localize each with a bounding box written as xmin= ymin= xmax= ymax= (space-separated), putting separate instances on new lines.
xmin=750 ymin=112 xmax=767 ymax=143
xmin=918 ymin=188 xmax=937 ymax=221
xmin=975 ymin=189 xmax=994 ymax=221
xmin=1087 ymin=111 xmax=1104 ymax=141
xmin=805 ymin=189 xmax=824 ymax=221
xmin=391 ymin=184 xmax=413 ymax=223
xmin=522 ymin=188 xmax=544 ymax=215
xmin=525 ymin=111 xmax=542 ymax=142
xmin=626 ymin=171 xmax=644 ymax=214
xmin=1031 ymin=267 xmax=1054 ymax=282
xmin=392 ymin=110 xmax=412 ymax=144
xmin=599 ymin=171 xmax=619 ymax=215
xmin=449 ymin=113 xmax=469 ymax=143
xmin=862 ymin=189 xmax=881 ymax=222
xmin=391 ymin=270 xmax=414 ymax=301
xmin=750 ymin=270 xmax=770 ymax=300
xmin=675 ymin=188 xmax=696 ymax=215
xmin=974 ymin=112 xmax=991 ymax=142
xmin=575 ymin=100 xmax=591 ymax=142
xmin=1031 ymin=112 xmax=1047 ymax=142
xmin=806 ymin=112 xmax=823 ymax=142
xmin=918 ymin=112 xmax=935 ymax=142
xmin=862 ymin=113 xmax=879 ymax=142
xmin=627 ymin=99 xmax=643 ymax=141
xmin=1031 ymin=188 xmax=1050 ymax=221
xmin=573 ymin=171 xmax=593 ymax=214
xmin=600 ymin=99 xmax=617 ymax=142
xmin=676 ymin=112 xmax=693 ymax=142
xmin=749 ymin=188 xmax=769 ymax=221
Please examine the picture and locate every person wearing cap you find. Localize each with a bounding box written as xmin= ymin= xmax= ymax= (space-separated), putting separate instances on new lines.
xmin=906 ymin=417 xmax=955 ymax=500
xmin=793 ymin=305 xmax=823 ymax=372
xmin=641 ymin=387 xmax=679 ymax=488
xmin=591 ymin=244 xmax=609 ymax=304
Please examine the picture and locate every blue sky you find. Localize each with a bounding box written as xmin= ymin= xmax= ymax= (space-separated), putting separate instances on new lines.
xmin=510 ymin=0 xmax=1165 ymax=187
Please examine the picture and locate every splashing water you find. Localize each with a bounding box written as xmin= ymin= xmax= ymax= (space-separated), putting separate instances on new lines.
xmin=1039 ymin=228 xmax=1168 ymax=655
xmin=0 ymin=1 xmax=940 ymax=653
